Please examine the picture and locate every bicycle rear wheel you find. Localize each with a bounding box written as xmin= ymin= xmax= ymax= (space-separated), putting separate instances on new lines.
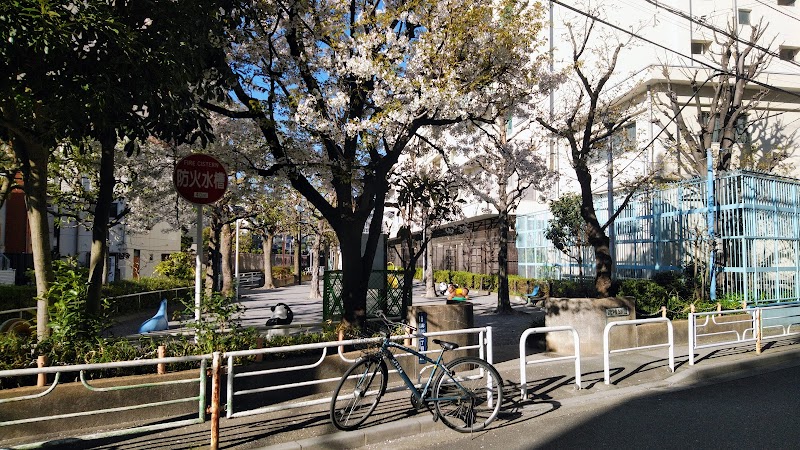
xmin=330 ymin=355 xmax=388 ymax=431
xmin=433 ymin=357 xmax=503 ymax=432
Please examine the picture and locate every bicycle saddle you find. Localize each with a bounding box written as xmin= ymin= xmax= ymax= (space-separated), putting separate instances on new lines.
xmin=433 ymin=339 xmax=459 ymax=351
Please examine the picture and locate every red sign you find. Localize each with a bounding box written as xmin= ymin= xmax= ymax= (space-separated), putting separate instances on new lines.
xmin=173 ymin=154 xmax=228 ymax=204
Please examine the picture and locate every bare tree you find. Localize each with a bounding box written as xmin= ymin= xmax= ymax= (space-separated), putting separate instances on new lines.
xmin=654 ymin=18 xmax=778 ymax=176
xmin=536 ymin=17 xmax=646 ymax=297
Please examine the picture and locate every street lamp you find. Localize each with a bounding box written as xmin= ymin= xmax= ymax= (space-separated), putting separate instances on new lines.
xmin=295 ymin=204 xmax=304 ymax=285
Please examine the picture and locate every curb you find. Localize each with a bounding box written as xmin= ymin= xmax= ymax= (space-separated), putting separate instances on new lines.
xmin=260 ymin=344 xmax=800 ymax=449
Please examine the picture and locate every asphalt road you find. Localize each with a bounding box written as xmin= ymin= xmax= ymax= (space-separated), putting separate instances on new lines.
xmin=362 ymin=363 xmax=800 ymax=450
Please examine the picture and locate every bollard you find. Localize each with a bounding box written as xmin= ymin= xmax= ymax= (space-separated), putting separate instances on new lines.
xmin=255 ymin=337 xmax=264 ymax=362
xmin=157 ymin=345 xmax=166 ymax=375
xmin=37 ymin=355 xmax=47 ymax=387
xmin=210 ymin=352 xmax=222 ymax=450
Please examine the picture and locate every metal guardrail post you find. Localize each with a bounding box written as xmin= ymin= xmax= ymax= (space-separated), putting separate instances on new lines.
xmin=688 ymin=312 xmax=696 ymax=366
xmin=519 ymin=326 xmax=581 ymax=399
xmin=603 ymin=318 xmax=674 ymax=385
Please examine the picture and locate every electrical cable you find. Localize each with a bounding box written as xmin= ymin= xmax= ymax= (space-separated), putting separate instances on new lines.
xmin=640 ymin=0 xmax=800 ymax=72
xmin=549 ymin=0 xmax=800 ymax=102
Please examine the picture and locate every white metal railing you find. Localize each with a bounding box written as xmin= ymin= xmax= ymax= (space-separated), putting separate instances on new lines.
xmin=237 ymin=272 xmax=262 ymax=288
xmin=0 ymin=306 xmax=36 ymax=320
xmin=688 ymin=303 xmax=800 ymax=365
xmin=519 ymin=326 xmax=581 ymax=399
xmin=688 ymin=309 xmax=756 ymax=365
xmin=222 ymin=326 xmax=492 ymax=419
xmin=0 ymin=253 xmax=11 ymax=270
xmin=106 ymin=287 xmax=192 ymax=312
xmin=0 ymin=355 xmax=210 ymax=447
xmin=603 ymin=318 xmax=674 ymax=385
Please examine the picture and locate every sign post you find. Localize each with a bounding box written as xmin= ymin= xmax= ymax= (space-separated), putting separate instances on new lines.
xmin=173 ymin=154 xmax=228 ymax=332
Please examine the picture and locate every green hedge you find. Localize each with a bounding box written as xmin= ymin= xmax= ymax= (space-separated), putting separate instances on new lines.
xmin=0 ymin=278 xmax=192 ymax=318
xmin=0 ymin=285 xmax=37 ymax=311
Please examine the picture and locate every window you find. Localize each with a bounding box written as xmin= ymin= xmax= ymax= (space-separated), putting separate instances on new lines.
xmin=780 ymin=46 xmax=798 ymax=61
xmin=738 ymin=9 xmax=751 ymax=25
xmin=612 ymin=122 xmax=637 ymax=148
xmin=778 ymin=0 xmax=795 ymax=6
xmin=624 ymin=123 xmax=636 ymax=143
xmin=691 ymin=40 xmax=709 ymax=55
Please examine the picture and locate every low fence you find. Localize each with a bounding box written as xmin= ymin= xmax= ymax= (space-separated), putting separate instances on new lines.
xmin=0 ymin=355 xmax=209 ymax=447
xmin=223 ymin=326 xmax=491 ymax=419
xmin=236 ymin=271 xmax=263 ymax=288
xmin=688 ymin=302 xmax=800 ymax=365
xmin=519 ymin=326 xmax=581 ymax=399
xmin=0 ymin=325 xmax=492 ymax=449
xmin=603 ymin=318 xmax=674 ymax=385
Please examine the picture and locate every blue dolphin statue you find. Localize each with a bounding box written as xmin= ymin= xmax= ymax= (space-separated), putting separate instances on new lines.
xmin=138 ymin=299 xmax=169 ymax=333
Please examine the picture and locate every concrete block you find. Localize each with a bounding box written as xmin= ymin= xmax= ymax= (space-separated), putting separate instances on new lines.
xmin=407 ymin=304 xmax=476 ymax=363
xmin=544 ymin=297 xmax=636 ymax=356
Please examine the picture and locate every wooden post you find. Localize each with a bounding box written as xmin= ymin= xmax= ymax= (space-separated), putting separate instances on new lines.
xmin=661 ymin=306 xmax=667 ymax=318
xmin=255 ymin=337 xmax=264 ymax=362
xmin=690 ymin=304 xmax=696 ymax=314
xmin=157 ymin=345 xmax=166 ymax=375
xmin=755 ymin=309 xmax=762 ymax=355
xmin=210 ymin=352 xmax=222 ymax=450
xmin=37 ymin=355 xmax=46 ymax=387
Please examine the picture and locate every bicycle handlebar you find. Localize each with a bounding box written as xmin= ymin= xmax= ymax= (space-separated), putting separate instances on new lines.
xmin=376 ymin=310 xmax=416 ymax=333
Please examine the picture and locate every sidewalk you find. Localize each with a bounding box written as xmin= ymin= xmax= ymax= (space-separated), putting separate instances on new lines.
xmin=13 ymin=282 xmax=800 ymax=450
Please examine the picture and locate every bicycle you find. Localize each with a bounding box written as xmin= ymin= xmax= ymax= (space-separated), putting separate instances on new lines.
xmin=329 ymin=311 xmax=504 ymax=433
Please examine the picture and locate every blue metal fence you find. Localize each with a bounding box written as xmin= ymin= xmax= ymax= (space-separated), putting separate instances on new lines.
xmin=516 ymin=170 xmax=800 ymax=304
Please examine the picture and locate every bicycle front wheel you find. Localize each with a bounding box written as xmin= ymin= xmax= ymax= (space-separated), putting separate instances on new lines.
xmin=330 ymin=355 xmax=388 ymax=431
xmin=433 ymin=357 xmax=504 ymax=432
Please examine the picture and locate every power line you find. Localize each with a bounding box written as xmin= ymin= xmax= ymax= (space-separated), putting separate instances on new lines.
xmin=549 ymin=0 xmax=800 ymax=102
xmin=641 ymin=0 xmax=800 ymax=72
xmin=752 ymin=0 xmax=800 ymax=23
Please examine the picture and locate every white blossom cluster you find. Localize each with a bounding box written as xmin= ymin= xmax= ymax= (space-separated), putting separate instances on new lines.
xmin=227 ymin=0 xmax=549 ymax=188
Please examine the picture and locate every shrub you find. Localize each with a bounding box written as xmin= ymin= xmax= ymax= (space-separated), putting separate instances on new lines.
xmin=618 ymin=279 xmax=669 ymax=316
xmin=0 ymin=285 xmax=37 ymax=312
xmin=153 ymin=252 xmax=195 ymax=281
xmin=46 ymin=258 xmax=106 ymax=344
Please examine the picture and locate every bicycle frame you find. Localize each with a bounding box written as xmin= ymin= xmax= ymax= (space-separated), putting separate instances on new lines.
xmin=377 ymin=337 xmax=466 ymax=404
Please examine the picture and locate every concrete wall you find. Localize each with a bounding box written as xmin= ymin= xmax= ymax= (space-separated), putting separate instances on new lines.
xmin=543 ymin=297 xmax=637 ymax=356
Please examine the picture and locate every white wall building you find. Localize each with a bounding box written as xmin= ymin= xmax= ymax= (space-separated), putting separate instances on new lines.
xmin=520 ymin=0 xmax=800 ymax=217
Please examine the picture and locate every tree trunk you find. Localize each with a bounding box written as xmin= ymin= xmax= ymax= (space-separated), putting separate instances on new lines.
xmin=424 ymin=232 xmax=436 ymax=298
xmin=262 ymin=233 xmax=275 ymax=289
xmin=205 ymin=218 xmax=221 ymax=297
xmin=496 ymin=210 xmax=512 ymax=313
xmin=293 ymin=229 xmax=301 ymax=285
xmin=399 ymin=228 xmax=420 ymax=309
xmin=19 ymin=140 xmax=54 ymax=341
xmin=338 ymin=223 xmax=371 ymax=330
xmin=87 ymin=129 xmax=116 ymax=317
xmin=576 ymin=169 xmax=612 ymax=297
xmin=220 ymin=222 xmax=233 ymax=297
xmin=310 ymin=231 xmax=322 ymax=299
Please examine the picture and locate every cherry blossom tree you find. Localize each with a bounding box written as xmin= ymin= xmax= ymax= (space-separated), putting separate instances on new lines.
xmin=208 ymin=0 xmax=549 ymax=328
xmin=435 ymin=110 xmax=556 ymax=313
